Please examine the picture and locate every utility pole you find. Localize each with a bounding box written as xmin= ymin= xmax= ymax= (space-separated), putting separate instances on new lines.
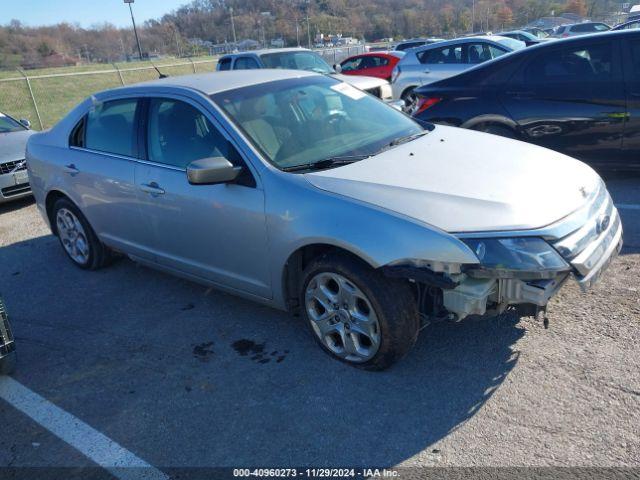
xmin=471 ymin=0 xmax=476 ymax=33
xmin=124 ymin=0 xmax=143 ymax=60
xmin=230 ymin=7 xmax=237 ymax=46
xmin=306 ymin=12 xmax=311 ymax=48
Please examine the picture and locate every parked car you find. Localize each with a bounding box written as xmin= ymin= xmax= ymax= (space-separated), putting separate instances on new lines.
xmin=394 ymin=38 xmax=444 ymax=51
xmin=391 ymin=36 xmax=526 ymax=109
xmin=0 ymin=295 xmax=16 ymax=375
xmin=338 ymin=51 xmax=404 ymax=81
xmin=496 ymin=30 xmax=548 ymax=46
xmin=27 ymin=70 xmax=621 ymax=370
xmin=217 ymin=48 xmax=392 ymax=101
xmin=523 ymin=27 xmax=550 ymax=39
xmin=0 ymin=111 xmax=34 ymax=204
xmin=553 ymin=22 xmax=610 ymax=37
xmin=411 ymin=29 xmax=640 ymax=170
xmin=612 ymin=19 xmax=640 ymax=30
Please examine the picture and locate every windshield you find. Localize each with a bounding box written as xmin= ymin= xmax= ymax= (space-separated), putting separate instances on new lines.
xmin=211 ymin=76 xmax=423 ymax=171
xmin=260 ymin=51 xmax=334 ymax=74
xmin=0 ymin=113 xmax=25 ymax=133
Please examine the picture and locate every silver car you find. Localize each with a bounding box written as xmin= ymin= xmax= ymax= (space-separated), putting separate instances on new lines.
xmin=391 ymin=36 xmax=526 ymax=109
xmin=27 ymin=70 xmax=622 ymax=370
xmin=0 ymin=112 xmax=34 ymax=204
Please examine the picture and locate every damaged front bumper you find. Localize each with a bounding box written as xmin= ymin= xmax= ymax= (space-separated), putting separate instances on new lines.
xmin=388 ymin=181 xmax=623 ymax=322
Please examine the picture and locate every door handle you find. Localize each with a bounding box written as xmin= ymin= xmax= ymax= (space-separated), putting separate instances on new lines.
xmin=63 ymin=163 xmax=79 ymax=176
xmin=423 ymin=69 xmax=431 ymax=74
xmin=140 ymin=182 xmax=165 ymax=196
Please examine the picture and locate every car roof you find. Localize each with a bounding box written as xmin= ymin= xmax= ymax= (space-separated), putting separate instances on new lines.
xmin=409 ymin=35 xmax=512 ymax=51
xmin=127 ymin=69 xmax=319 ymax=95
xmin=220 ymin=48 xmax=313 ymax=59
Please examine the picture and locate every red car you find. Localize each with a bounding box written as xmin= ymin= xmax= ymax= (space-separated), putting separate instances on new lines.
xmin=338 ymin=51 xmax=405 ymax=81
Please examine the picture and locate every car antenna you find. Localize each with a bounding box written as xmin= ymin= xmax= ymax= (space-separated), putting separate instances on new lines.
xmin=150 ymin=62 xmax=168 ymax=79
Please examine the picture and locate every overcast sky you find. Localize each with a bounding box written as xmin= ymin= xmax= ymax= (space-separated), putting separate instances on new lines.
xmin=1 ymin=0 xmax=190 ymax=28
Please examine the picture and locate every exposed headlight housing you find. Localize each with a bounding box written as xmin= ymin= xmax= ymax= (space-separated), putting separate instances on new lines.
xmin=461 ymin=237 xmax=570 ymax=279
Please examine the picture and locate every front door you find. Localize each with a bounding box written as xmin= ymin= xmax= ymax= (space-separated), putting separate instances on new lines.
xmin=499 ymin=39 xmax=626 ymax=166
xmin=133 ymin=97 xmax=271 ymax=298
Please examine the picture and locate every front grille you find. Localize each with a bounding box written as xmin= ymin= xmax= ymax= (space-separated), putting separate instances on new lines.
xmin=1 ymin=183 xmax=31 ymax=197
xmin=365 ymin=87 xmax=382 ymax=98
xmin=0 ymin=159 xmax=27 ymax=175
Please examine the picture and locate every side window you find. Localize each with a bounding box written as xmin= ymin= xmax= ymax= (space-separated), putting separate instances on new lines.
xmin=84 ymin=99 xmax=138 ymax=157
xmin=417 ymin=46 xmax=462 ymax=64
xmin=147 ymin=99 xmax=238 ymax=169
xmin=371 ymin=56 xmax=389 ymax=67
xmin=234 ymin=57 xmax=260 ymax=70
xmin=522 ymin=42 xmax=613 ymax=84
xmin=341 ymin=57 xmax=363 ymax=71
xmin=466 ymin=43 xmax=507 ymax=64
xmin=218 ymin=58 xmax=232 ymax=71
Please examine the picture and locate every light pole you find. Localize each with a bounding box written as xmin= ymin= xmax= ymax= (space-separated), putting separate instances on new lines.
xmin=124 ymin=0 xmax=143 ymax=60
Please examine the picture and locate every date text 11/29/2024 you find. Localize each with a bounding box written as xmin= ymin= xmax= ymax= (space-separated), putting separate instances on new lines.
xmin=233 ymin=468 xmax=399 ymax=478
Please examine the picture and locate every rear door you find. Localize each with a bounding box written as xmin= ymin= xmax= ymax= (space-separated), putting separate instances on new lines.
xmin=620 ymin=34 xmax=640 ymax=167
xmin=416 ymin=44 xmax=465 ymax=84
xmin=67 ymin=97 xmax=152 ymax=259
xmin=499 ymin=38 xmax=626 ymax=165
xmin=133 ymin=96 xmax=271 ymax=298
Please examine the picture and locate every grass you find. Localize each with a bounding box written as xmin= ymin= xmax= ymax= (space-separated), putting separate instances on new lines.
xmin=0 ymin=56 xmax=218 ymax=129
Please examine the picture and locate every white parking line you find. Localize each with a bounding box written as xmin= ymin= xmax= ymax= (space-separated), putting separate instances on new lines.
xmin=616 ymin=204 xmax=640 ymax=211
xmin=0 ymin=376 xmax=169 ymax=480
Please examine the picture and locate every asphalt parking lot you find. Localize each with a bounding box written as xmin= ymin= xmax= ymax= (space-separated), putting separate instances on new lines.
xmin=0 ymin=174 xmax=638 ymax=476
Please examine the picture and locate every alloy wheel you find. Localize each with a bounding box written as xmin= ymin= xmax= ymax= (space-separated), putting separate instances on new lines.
xmin=305 ymin=272 xmax=381 ymax=363
xmin=56 ymin=208 xmax=90 ymax=265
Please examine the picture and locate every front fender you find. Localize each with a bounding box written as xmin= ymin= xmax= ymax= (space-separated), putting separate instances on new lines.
xmin=265 ymin=173 xmax=478 ymax=308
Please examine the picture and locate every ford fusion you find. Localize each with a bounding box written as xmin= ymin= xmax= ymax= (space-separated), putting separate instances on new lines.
xmin=26 ymin=71 xmax=622 ymax=370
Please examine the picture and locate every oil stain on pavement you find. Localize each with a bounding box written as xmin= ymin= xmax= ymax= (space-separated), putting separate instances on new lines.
xmin=232 ymin=339 xmax=288 ymax=364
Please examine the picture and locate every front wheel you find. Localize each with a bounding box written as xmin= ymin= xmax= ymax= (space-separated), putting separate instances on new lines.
xmin=300 ymin=253 xmax=420 ymax=371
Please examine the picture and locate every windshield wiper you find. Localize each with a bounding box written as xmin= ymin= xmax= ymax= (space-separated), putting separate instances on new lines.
xmin=388 ymin=130 xmax=429 ymax=147
xmin=281 ymin=155 xmax=369 ymax=172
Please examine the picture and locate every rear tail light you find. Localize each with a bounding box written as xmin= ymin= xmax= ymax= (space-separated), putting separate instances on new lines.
xmin=414 ymin=96 xmax=442 ymax=115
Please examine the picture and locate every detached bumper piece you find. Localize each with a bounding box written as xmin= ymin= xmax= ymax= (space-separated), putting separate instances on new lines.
xmin=0 ymin=296 xmax=16 ymax=375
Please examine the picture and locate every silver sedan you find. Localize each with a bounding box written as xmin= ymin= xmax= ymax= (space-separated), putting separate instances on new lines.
xmin=0 ymin=112 xmax=34 ymax=204
xmin=26 ymin=70 xmax=621 ymax=370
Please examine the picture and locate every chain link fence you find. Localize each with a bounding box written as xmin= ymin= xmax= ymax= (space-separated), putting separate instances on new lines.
xmin=0 ymin=57 xmax=218 ymax=130
xmin=0 ymin=46 xmax=365 ymax=131
xmin=315 ymin=45 xmax=366 ymax=66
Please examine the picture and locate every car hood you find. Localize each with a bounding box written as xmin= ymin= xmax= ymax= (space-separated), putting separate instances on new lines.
xmin=0 ymin=129 xmax=35 ymax=163
xmin=332 ymin=73 xmax=388 ymax=90
xmin=304 ymin=126 xmax=600 ymax=233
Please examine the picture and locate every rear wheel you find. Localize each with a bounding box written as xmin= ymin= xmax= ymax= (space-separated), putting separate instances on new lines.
xmin=300 ymin=252 xmax=420 ymax=371
xmin=52 ymin=198 xmax=112 ymax=270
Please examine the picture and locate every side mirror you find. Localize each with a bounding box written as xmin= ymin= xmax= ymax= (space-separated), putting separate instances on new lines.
xmin=333 ymin=64 xmax=342 ymax=73
xmin=19 ymin=119 xmax=31 ymax=129
xmin=186 ymin=156 xmax=242 ymax=185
